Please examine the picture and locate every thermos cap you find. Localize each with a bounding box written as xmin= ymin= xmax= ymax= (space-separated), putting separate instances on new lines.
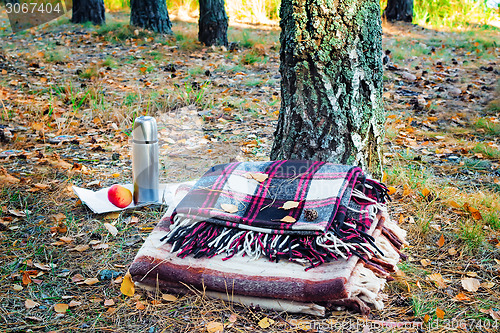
xmin=133 ymin=116 xmax=158 ymax=142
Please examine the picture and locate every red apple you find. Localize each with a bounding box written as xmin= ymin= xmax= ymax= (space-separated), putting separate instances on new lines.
xmin=107 ymin=184 xmax=133 ymax=208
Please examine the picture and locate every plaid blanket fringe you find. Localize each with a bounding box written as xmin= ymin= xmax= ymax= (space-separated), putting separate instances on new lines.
xmin=161 ymin=161 xmax=390 ymax=270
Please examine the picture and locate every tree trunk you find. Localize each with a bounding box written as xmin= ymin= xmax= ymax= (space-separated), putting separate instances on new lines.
xmin=71 ymin=0 xmax=106 ymax=25
xmin=198 ymin=0 xmax=228 ymax=46
xmin=130 ymin=0 xmax=172 ymax=34
xmin=384 ymin=0 xmax=413 ymax=22
xmin=270 ymin=0 xmax=385 ymax=177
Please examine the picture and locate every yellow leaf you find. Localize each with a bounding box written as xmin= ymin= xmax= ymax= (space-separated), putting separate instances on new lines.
xmin=436 ymin=307 xmax=445 ymax=319
xmin=461 ymin=278 xmax=480 ymax=292
xmin=421 ymin=188 xmax=431 ymax=197
xmin=387 ymin=186 xmax=397 ymax=195
xmin=104 ymin=223 xmax=118 ymax=237
xmin=258 ymin=317 xmax=275 ymax=329
xmin=280 ymin=201 xmax=300 ymax=210
xmin=120 ymin=271 xmax=135 ymax=297
xmin=221 ymin=203 xmax=238 ymax=213
xmin=104 ymin=212 xmax=120 ymax=220
xmin=423 ymin=314 xmax=430 ymax=323
xmin=420 ymin=259 xmax=431 ymax=267
xmin=436 ymin=234 xmax=445 ymax=248
xmin=206 ymin=321 xmax=224 ymax=333
xmin=161 ymin=294 xmax=177 ymax=302
xmin=281 ymin=216 xmax=296 ymax=223
xmin=382 ymin=172 xmax=387 ymax=183
xmin=427 ymin=273 xmax=446 ymax=289
xmin=54 ymin=303 xmax=68 ymax=313
xmin=25 ymin=299 xmax=40 ymax=309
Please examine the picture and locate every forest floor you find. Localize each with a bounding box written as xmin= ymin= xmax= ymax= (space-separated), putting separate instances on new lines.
xmin=0 ymin=10 xmax=499 ymax=333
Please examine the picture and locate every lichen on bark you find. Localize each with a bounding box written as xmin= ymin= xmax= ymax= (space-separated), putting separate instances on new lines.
xmin=271 ymin=0 xmax=385 ymax=177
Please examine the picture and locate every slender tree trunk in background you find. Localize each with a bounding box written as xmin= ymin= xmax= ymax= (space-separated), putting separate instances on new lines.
xmin=271 ymin=0 xmax=385 ymax=177
xmin=71 ymin=0 xmax=106 ymax=25
xmin=198 ymin=0 xmax=228 ymax=46
xmin=384 ymin=0 xmax=413 ymax=22
xmin=130 ymin=0 xmax=172 ymax=34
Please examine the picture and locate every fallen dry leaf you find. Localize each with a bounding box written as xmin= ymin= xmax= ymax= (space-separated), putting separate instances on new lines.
xmin=427 ymin=273 xmax=447 ymax=289
xmin=25 ymin=299 xmax=40 ymax=309
xmin=104 ymin=223 xmax=118 ymax=237
xmin=82 ymin=278 xmax=99 ymax=285
xmin=104 ymin=299 xmax=115 ymax=306
xmin=221 ymin=203 xmax=238 ymax=213
xmin=12 ymin=284 xmax=23 ymax=291
xmin=481 ymin=282 xmax=495 ymax=289
xmin=69 ymin=244 xmax=89 ymax=252
xmin=448 ymin=247 xmax=457 ymax=255
xmin=463 ymin=203 xmax=482 ymax=220
xmin=71 ymin=274 xmax=85 ymax=283
xmin=104 ymin=212 xmax=120 ymax=220
xmin=120 ymin=271 xmax=135 ymax=297
xmin=162 ymin=294 xmax=177 ymax=302
xmin=480 ymin=308 xmax=500 ymax=320
xmin=258 ymin=317 xmax=275 ymax=329
xmin=387 ymin=186 xmax=397 ymax=195
xmin=420 ymin=259 xmax=431 ymax=267
xmin=206 ymin=321 xmax=224 ymax=333
xmin=436 ymin=234 xmax=445 ymax=248
xmin=68 ymin=300 xmax=82 ymax=307
xmin=50 ymin=213 xmax=66 ymax=223
xmin=0 ymin=167 xmax=20 ymax=186
xmin=461 ymin=278 xmax=480 ymax=292
xmin=421 ymin=188 xmax=431 ymax=197
xmin=244 ymin=172 xmax=268 ymax=183
xmin=436 ymin=307 xmax=445 ymax=319
xmin=136 ymin=301 xmax=146 ymax=310
xmin=22 ymin=272 xmax=32 ymax=285
xmin=453 ymin=292 xmax=471 ymax=301
xmin=280 ymin=201 xmax=300 ymax=210
xmin=228 ymin=313 xmax=237 ymax=323
xmin=59 ymin=236 xmax=74 ymax=244
xmin=281 ymin=216 xmax=296 ymax=223
xmin=53 ymin=303 xmax=68 ymax=313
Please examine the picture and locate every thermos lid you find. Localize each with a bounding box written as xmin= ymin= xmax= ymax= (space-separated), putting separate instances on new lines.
xmin=133 ymin=116 xmax=158 ymax=143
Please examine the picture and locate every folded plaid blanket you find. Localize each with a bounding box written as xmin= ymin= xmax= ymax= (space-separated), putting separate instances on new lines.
xmin=162 ymin=160 xmax=390 ymax=269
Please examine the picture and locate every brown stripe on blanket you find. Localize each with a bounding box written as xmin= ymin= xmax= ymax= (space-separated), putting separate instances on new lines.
xmin=129 ymin=209 xmax=405 ymax=314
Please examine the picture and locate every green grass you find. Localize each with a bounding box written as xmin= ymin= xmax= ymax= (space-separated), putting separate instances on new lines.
xmin=459 ymin=221 xmax=485 ymax=250
xmin=412 ymin=0 xmax=499 ymax=29
xmin=473 ymin=143 xmax=500 ymax=158
xmin=475 ymin=118 xmax=500 ymax=135
xmin=484 ymin=211 xmax=500 ymax=230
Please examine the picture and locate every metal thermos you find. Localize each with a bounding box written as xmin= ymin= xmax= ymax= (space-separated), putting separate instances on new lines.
xmin=132 ymin=116 xmax=159 ymax=204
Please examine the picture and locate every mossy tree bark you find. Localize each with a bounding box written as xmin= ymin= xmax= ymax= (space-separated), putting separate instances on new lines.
xmin=130 ymin=0 xmax=172 ymax=34
xmin=270 ymin=0 xmax=385 ymax=177
xmin=198 ymin=0 xmax=228 ymax=46
xmin=384 ymin=0 xmax=413 ymax=22
xmin=71 ymin=0 xmax=105 ymax=25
